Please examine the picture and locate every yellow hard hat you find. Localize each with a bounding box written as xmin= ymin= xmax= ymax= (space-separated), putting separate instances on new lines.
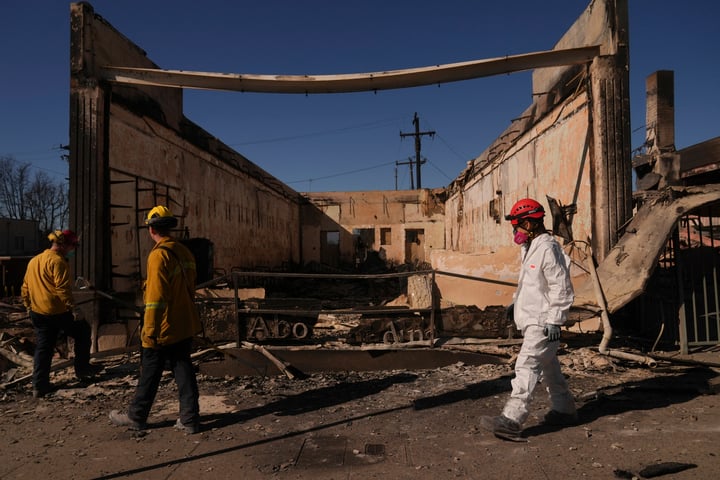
xmin=48 ymin=229 xmax=80 ymax=246
xmin=145 ymin=205 xmax=178 ymax=228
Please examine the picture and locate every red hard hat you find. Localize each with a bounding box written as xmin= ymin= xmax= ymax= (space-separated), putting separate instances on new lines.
xmin=62 ymin=230 xmax=80 ymax=246
xmin=505 ymin=198 xmax=545 ymax=226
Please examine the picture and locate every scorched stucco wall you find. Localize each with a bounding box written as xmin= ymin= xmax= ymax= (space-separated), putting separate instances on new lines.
xmin=302 ymin=190 xmax=445 ymax=267
xmin=107 ymin=104 xmax=301 ymax=294
xmin=434 ymin=93 xmax=593 ymax=308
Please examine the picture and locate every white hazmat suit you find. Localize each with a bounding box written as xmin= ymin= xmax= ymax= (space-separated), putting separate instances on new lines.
xmin=502 ymin=232 xmax=576 ymax=425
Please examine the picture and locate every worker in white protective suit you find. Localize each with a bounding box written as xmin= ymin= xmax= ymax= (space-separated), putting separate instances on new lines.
xmin=480 ymin=197 xmax=577 ymax=442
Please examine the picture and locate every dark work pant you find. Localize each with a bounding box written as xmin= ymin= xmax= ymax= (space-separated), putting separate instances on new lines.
xmin=31 ymin=311 xmax=92 ymax=391
xmin=128 ymin=338 xmax=200 ymax=425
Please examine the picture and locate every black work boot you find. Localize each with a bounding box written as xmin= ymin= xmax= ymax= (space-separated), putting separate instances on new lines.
xmin=76 ymin=363 xmax=103 ymax=381
xmin=32 ymin=384 xmax=58 ymax=399
xmin=480 ymin=415 xmax=525 ymax=442
xmin=542 ymin=409 xmax=579 ymax=426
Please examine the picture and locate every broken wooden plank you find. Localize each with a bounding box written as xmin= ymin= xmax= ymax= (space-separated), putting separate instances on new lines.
xmin=0 ymin=346 xmax=33 ymax=369
xmin=240 ymin=341 xmax=307 ymax=380
xmin=0 ymin=346 xmax=138 ymax=389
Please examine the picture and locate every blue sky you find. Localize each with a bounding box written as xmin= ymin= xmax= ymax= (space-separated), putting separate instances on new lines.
xmin=1 ymin=1 xmax=718 ymax=192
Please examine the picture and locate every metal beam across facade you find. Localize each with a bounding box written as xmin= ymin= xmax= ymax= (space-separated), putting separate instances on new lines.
xmin=100 ymin=46 xmax=600 ymax=94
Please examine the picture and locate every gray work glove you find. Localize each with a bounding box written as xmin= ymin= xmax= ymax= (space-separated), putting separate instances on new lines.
xmin=544 ymin=324 xmax=561 ymax=342
xmin=505 ymin=304 xmax=514 ymax=323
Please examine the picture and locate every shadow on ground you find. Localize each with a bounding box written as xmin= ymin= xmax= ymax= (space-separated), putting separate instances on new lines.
xmin=411 ymin=375 xmax=512 ymax=410
xmin=524 ymin=366 xmax=718 ymax=438
xmin=201 ymin=371 xmax=418 ymax=430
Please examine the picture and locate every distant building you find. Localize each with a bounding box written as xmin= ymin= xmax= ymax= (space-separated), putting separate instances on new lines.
xmin=0 ymin=218 xmax=41 ymax=297
xmin=0 ymin=218 xmax=41 ymax=256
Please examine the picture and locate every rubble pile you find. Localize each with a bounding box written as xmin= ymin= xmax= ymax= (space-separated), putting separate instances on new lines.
xmin=0 ymin=299 xmax=35 ymax=385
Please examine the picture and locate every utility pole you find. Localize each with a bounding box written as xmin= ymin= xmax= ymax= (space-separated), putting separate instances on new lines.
xmin=400 ymin=112 xmax=434 ymax=189
xmin=395 ymin=158 xmax=415 ymax=190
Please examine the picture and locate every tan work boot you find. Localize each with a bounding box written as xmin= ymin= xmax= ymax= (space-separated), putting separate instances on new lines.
xmin=109 ymin=410 xmax=147 ymax=431
xmin=174 ymin=418 xmax=200 ymax=434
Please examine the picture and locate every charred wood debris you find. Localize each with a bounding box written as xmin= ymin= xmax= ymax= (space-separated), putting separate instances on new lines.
xmin=1 ymin=271 xmax=717 ymax=392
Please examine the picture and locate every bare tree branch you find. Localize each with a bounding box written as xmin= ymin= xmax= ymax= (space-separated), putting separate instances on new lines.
xmin=0 ymin=155 xmax=69 ymax=233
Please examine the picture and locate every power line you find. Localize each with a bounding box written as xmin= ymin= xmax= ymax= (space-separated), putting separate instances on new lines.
xmin=2 ymin=146 xmax=69 ymax=178
xmin=433 ymin=132 xmax=469 ymax=161
xmin=426 ymin=158 xmax=454 ymax=181
xmin=418 ymin=117 xmax=471 ymax=161
xmin=228 ymin=118 xmax=400 ymax=147
xmin=286 ymin=159 xmax=397 ymax=185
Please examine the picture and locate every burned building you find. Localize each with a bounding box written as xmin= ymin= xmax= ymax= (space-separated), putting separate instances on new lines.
xmin=65 ymin=0 xmax=719 ymax=354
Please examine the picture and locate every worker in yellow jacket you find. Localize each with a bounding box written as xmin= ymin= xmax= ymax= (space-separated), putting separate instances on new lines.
xmin=109 ymin=206 xmax=202 ymax=434
xmin=22 ymin=229 xmax=99 ymax=398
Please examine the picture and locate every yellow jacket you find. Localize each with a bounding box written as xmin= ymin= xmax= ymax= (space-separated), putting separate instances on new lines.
xmin=21 ymin=249 xmax=74 ymax=315
xmin=142 ymin=237 xmax=201 ymax=348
